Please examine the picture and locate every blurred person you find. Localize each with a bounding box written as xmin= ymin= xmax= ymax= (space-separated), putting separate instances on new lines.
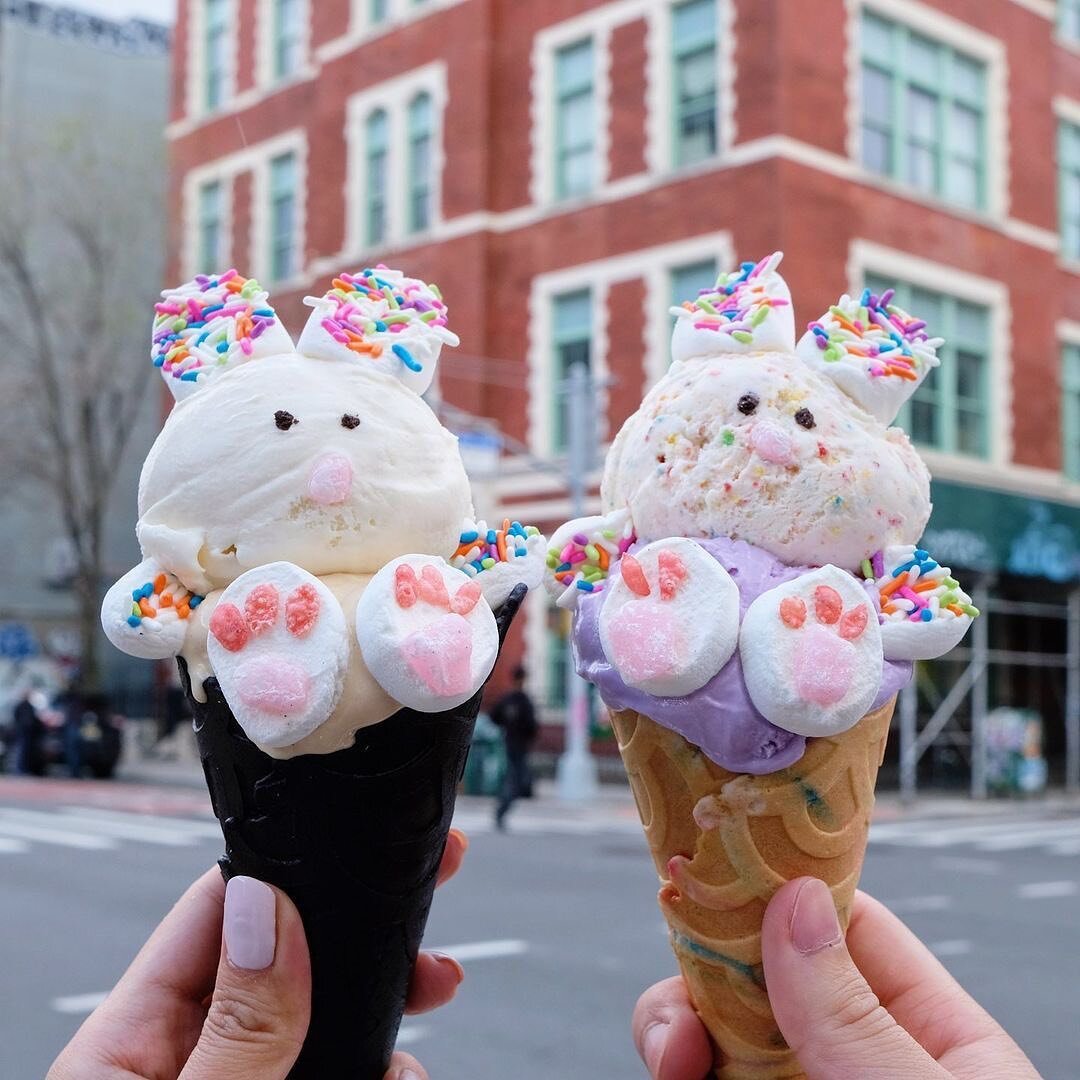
xmin=631 ymin=877 xmax=1041 ymax=1080
xmin=48 ymin=831 xmax=471 ymax=1080
xmin=55 ymin=682 xmax=85 ymax=779
xmin=11 ymin=689 xmax=44 ymax=776
xmin=491 ymin=665 xmax=538 ymax=830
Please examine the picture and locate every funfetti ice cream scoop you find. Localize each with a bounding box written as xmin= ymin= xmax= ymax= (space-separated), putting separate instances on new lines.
xmin=102 ymin=267 xmax=546 ymax=1079
xmin=547 ymin=253 xmax=978 ymax=1080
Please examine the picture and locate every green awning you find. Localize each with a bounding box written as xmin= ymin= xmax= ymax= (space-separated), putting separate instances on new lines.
xmin=923 ymin=480 xmax=1080 ymax=582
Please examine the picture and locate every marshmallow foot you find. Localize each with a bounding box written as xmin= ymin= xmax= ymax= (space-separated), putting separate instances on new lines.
xmin=207 ymin=563 xmax=348 ymax=749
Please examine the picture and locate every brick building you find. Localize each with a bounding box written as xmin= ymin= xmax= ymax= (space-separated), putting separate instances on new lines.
xmin=166 ymin=0 xmax=1080 ymax=776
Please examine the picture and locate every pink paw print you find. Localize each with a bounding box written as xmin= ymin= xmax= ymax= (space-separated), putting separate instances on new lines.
xmin=356 ymin=556 xmax=500 ymax=713
xmin=598 ymin=538 xmax=740 ymax=697
xmin=207 ymin=563 xmax=348 ymax=749
xmin=739 ymin=566 xmax=883 ymax=738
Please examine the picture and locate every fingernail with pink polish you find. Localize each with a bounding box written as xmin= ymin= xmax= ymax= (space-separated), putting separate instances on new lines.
xmin=224 ymin=876 xmax=277 ymax=970
xmin=790 ymin=878 xmax=842 ymax=955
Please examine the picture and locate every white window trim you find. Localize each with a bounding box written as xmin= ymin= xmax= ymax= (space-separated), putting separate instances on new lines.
xmin=343 ymin=61 xmax=447 ymax=259
xmin=1054 ymin=96 xmax=1080 ymax=275
xmin=314 ymin=0 xmax=466 ymax=62
xmin=186 ymin=0 xmax=239 ymax=120
xmin=255 ymin=0 xmax=313 ymax=90
xmin=645 ymin=0 xmax=736 ymax=175
xmin=847 ymin=239 xmax=1011 ymax=473
xmin=844 ymin=0 xmax=1010 ymax=221
xmin=1010 ymin=0 xmax=1054 ymax=16
xmin=181 ymin=128 xmax=308 ymax=288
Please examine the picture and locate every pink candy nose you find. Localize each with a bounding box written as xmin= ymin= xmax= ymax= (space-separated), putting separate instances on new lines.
xmin=750 ymin=420 xmax=796 ymax=465
xmin=308 ymin=453 xmax=353 ymax=505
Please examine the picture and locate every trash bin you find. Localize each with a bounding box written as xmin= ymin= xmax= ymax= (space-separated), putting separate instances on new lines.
xmin=463 ymin=711 xmax=506 ymax=796
xmin=985 ymin=708 xmax=1046 ymax=797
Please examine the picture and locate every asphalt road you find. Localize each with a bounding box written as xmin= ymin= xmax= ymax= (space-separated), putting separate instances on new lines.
xmin=0 ymin=778 xmax=1077 ymax=1080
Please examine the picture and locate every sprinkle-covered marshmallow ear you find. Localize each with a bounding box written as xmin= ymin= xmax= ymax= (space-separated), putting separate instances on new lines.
xmin=669 ymin=251 xmax=795 ymax=364
xmin=298 ymin=266 xmax=460 ymax=395
xmin=795 ymin=288 xmax=943 ymax=425
xmin=151 ymin=270 xmax=295 ymax=401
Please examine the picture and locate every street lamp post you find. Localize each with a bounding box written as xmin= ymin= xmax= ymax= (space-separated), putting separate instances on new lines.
xmin=555 ymin=361 xmax=599 ymax=801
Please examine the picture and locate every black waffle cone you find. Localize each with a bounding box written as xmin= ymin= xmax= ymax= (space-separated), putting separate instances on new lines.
xmin=183 ymin=584 xmax=526 ymax=1080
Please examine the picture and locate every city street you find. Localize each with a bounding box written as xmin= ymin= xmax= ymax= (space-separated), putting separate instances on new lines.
xmin=0 ymin=775 xmax=1077 ymax=1080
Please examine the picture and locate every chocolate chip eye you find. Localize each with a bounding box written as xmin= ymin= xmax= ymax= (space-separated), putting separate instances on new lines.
xmin=794 ymin=408 xmax=816 ymax=430
xmin=737 ymin=393 xmax=759 ymax=416
xmin=341 ymin=414 xmax=360 ymax=430
xmin=274 ymin=410 xmax=298 ymax=430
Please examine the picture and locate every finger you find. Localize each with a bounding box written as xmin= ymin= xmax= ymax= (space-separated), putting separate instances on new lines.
xmin=405 ymin=951 xmax=464 ymax=1014
xmin=761 ymin=878 xmax=947 ymax=1080
xmin=179 ymin=876 xmax=311 ymax=1080
xmin=436 ymin=828 xmax=468 ymax=886
xmin=632 ymin=975 xmax=714 ymax=1080
xmin=385 ymin=1049 xmax=429 ymax=1079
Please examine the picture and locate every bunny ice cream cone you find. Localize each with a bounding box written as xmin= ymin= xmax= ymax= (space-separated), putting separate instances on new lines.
xmin=547 ymin=254 xmax=978 ymax=1079
xmin=101 ymin=267 xmax=545 ymax=1079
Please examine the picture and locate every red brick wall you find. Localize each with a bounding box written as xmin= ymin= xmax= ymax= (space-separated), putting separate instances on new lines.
xmin=606 ymin=278 xmax=646 ymax=434
xmin=608 ymin=18 xmax=647 ymax=180
xmin=236 ymin=0 xmax=257 ymax=93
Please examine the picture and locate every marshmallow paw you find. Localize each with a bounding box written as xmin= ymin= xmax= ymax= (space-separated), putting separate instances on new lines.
xmin=207 ymin=563 xmax=348 ymax=749
xmin=598 ymin=538 xmax=740 ymax=697
xmin=100 ymin=559 xmax=203 ymax=660
xmin=356 ymin=555 xmax=499 ymax=712
xmin=740 ymin=566 xmax=882 ymax=737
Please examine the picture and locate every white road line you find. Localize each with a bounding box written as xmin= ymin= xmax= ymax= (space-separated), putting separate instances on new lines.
xmin=2 ymin=808 xmax=199 ymax=847
xmin=932 ymin=855 xmax=1001 ymax=875
xmin=396 ymin=1025 xmax=429 ymax=1046
xmin=1047 ymin=840 xmax=1080 ymax=855
xmin=429 ymin=939 xmax=528 ymax=962
xmin=885 ymin=895 xmax=952 ymax=914
xmin=52 ymin=992 xmax=107 ymax=1015
xmin=58 ymin=806 xmax=222 ymax=838
xmin=1017 ymin=880 xmax=1078 ymax=900
xmin=451 ymin=811 xmax=638 ymax=837
xmin=930 ymin=939 xmax=972 ymax=958
xmin=0 ymin=836 xmax=29 ymax=854
xmin=0 ymin=817 xmax=116 ymax=850
xmin=871 ymin=818 xmax=1080 ymax=849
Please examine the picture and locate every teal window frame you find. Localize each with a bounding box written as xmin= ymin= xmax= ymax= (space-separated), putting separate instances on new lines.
xmin=269 ymin=151 xmax=297 ymax=282
xmin=197 ymin=180 xmax=223 ymax=272
xmin=1064 ymin=345 xmax=1080 ymax=481
xmin=204 ymin=0 xmax=229 ymax=111
xmin=671 ymin=0 xmax=719 ymax=167
xmin=1060 ymin=0 xmax=1080 ymax=40
xmin=369 ymin=0 xmax=390 ymax=23
xmin=365 ymin=108 xmax=389 ymax=247
xmin=554 ymin=38 xmax=596 ymax=201
xmin=1059 ymin=120 xmax=1080 ymax=262
xmin=670 ymin=258 xmax=718 ymax=312
xmin=860 ymin=10 xmax=987 ymax=211
xmin=866 ymin=273 xmax=991 ymax=458
xmin=272 ymin=0 xmax=303 ymax=80
xmin=407 ymin=91 xmax=434 ymax=234
xmin=551 ymin=288 xmax=592 ymax=452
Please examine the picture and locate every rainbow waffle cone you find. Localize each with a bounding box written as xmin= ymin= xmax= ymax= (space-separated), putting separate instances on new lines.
xmin=610 ymin=698 xmax=895 ymax=1080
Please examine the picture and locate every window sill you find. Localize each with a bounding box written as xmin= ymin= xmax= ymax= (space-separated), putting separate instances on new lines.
xmin=1060 ymin=257 xmax=1080 ymax=276
xmin=1053 ymin=32 xmax=1080 ymax=56
xmin=852 ymin=168 xmax=1003 ymax=229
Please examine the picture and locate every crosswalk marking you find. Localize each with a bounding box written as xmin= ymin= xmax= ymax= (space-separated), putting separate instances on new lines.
xmin=432 ymin=939 xmax=528 ymax=962
xmin=58 ymin=806 xmax=222 ymax=838
xmin=0 ymin=813 xmax=116 ymax=850
xmin=870 ymin=816 xmax=1080 ymax=856
xmin=0 ymin=836 xmax=29 ymax=854
xmin=1017 ymin=880 xmax=1078 ymax=900
xmin=52 ymin=992 xmax=108 ymax=1015
xmin=930 ymin=939 xmax=972 ymax=958
xmin=2 ymin=808 xmax=200 ymax=847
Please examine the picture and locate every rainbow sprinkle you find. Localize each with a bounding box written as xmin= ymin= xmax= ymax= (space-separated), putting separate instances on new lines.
xmin=672 ymin=252 xmax=790 ymax=345
xmin=152 ymin=271 xmax=278 ymax=387
xmin=452 ymin=519 xmax=541 ymax=577
xmin=304 ymin=266 xmax=458 ymax=375
xmin=806 ymin=289 xmax=943 ymax=381
xmin=547 ymin=518 xmax=637 ymax=601
xmin=872 ymin=545 xmax=978 ymax=625
xmin=126 ymin=571 xmax=203 ymax=628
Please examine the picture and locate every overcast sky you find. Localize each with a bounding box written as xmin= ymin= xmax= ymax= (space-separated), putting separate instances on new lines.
xmin=70 ymin=0 xmax=176 ymax=22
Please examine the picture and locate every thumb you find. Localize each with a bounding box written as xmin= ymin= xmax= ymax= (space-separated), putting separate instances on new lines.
xmin=180 ymin=876 xmax=311 ymax=1080
xmin=761 ymin=878 xmax=946 ymax=1080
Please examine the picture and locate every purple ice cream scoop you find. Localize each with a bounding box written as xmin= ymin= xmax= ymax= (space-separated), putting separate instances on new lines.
xmin=572 ymin=536 xmax=911 ymax=774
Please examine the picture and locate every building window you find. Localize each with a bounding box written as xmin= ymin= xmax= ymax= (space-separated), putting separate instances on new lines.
xmin=554 ymin=39 xmax=596 ymax=200
xmin=1060 ymin=120 xmax=1080 ymax=262
xmin=370 ymin=0 xmax=389 ymax=23
xmin=408 ymin=91 xmax=433 ymax=233
xmin=672 ymin=0 xmax=718 ymax=166
xmin=205 ymin=0 xmax=230 ymax=110
xmin=1061 ymin=0 xmax=1080 ymax=41
xmin=365 ymin=109 xmax=389 ymax=246
xmin=1064 ymin=346 xmax=1080 ymax=481
xmin=860 ymin=11 xmax=987 ymax=210
xmin=552 ymin=289 xmax=592 ymax=452
xmin=197 ymin=180 xmax=223 ymax=272
xmin=670 ymin=258 xmax=718 ymax=316
xmin=273 ymin=0 xmax=303 ymax=79
xmin=866 ymin=274 xmax=990 ymax=457
xmin=269 ymin=152 xmax=297 ymax=281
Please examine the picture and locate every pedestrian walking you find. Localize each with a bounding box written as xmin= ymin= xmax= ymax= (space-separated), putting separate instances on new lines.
xmin=492 ymin=666 xmax=538 ymax=830
xmin=11 ymin=690 xmax=44 ymax=776
xmin=55 ymin=683 xmax=85 ymax=779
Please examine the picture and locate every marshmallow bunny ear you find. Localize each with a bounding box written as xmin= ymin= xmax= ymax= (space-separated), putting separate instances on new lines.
xmin=297 ymin=266 xmax=459 ymax=395
xmin=151 ymin=270 xmax=296 ymax=401
xmin=796 ymin=288 xmax=943 ymax=425
xmin=669 ymin=251 xmax=795 ymax=364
